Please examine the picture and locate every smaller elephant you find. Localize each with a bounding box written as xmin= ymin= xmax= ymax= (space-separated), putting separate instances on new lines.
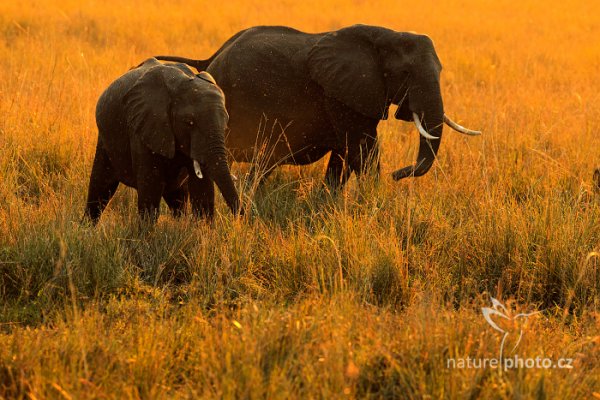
xmin=85 ymin=58 xmax=241 ymax=223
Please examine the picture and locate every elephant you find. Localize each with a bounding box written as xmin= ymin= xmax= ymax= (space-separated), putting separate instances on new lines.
xmin=85 ymin=58 xmax=241 ymax=223
xmin=156 ymin=24 xmax=481 ymax=189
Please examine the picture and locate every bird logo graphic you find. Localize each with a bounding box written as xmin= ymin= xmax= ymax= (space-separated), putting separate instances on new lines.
xmin=482 ymin=297 xmax=541 ymax=360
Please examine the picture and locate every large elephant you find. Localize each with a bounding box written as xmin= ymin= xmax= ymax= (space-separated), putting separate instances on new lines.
xmin=157 ymin=24 xmax=480 ymax=188
xmin=85 ymin=58 xmax=241 ymax=223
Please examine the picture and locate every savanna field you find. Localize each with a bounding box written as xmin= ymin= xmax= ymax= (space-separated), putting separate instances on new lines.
xmin=1 ymin=0 xmax=599 ymax=398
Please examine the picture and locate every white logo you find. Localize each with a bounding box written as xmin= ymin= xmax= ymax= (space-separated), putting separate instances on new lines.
xmin=446 ymin=298 xmax=572 ymax=370
xmin=481 ymin=297 xmax=541 ymax=360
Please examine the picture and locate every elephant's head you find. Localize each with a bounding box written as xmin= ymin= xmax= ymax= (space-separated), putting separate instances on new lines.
xmin=123 ymin=59 xmax=240 ymax=215
xmin=307 ymin=25 xmax=480 ymax=180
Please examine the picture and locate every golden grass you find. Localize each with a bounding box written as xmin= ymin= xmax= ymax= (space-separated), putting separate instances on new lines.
xmin=1 ymin=0 xmax=599 ymax=398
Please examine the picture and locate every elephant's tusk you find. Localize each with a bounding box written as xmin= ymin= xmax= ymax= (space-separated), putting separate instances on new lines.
xmin=413 ymin=113 xmax=439 ymax=140
xmin=444 ymin=115 xmax=482 ymax=136
xmin=193 ymin=160 xmax=203 ymax=179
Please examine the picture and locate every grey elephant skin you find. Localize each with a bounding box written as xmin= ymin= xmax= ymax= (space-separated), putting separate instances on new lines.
xmin=157 ymin=24 xmax=480 ymax=188
xmin=85 ymin=58 xmax=241 ymax=223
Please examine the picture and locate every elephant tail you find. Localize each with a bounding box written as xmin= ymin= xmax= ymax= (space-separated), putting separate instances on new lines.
xmin=154 ymin=56 xmax=211 ymax=72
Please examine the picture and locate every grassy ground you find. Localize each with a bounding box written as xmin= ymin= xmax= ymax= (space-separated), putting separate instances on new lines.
xmin=1 ymin=0 xmax=599 ymax=398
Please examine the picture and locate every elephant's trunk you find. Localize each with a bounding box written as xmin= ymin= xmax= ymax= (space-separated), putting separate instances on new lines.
xmin=392 ymin=79 xmax=443 ymax=180
xmin=200 ymin=103 xmax=240 ymax=215
xmin=192 ymin=104 xmax=241 ymax=216
xmin=205 ymin=132 xmax=241 ymax=215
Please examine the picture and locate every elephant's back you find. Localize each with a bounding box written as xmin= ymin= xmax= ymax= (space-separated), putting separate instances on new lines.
xmin=95 ymin=69 xmax=141 ymax=132
xmin=208 ymin=26 xmax=319 ymax=80
xmin=208 ymin=26 xmax=329 ymax=156
xmin=94 ymin=69 xmax=140 ymax=183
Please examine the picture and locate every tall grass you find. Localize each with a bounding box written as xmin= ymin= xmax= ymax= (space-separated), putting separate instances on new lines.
xmin=0 ymin=0 xmax=599 ymax=398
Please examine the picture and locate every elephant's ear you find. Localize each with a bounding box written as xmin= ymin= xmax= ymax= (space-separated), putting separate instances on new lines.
xmin=122 ymin=66 xmax=177 ymax=158
xmin=307 ymin=25 xmax=388 ymax=120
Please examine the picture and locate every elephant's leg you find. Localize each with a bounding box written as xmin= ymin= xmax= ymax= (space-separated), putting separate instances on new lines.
xmin=325 ymin=98 xmax=380 ymax=184
xmin=134 ymin=153 xmax=166 ymax=223
xmin=324 ymin=149 xmax=351 ymax=190
xmin=163 ymin=188 xmax=188 ymax=217
xmin=347 ymin=133 xmax=380 ymax=178
xmin=85 ymin=143 xmax=120 ymax=223
xmin=188 ymin=176 xmax=215 ymax=219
